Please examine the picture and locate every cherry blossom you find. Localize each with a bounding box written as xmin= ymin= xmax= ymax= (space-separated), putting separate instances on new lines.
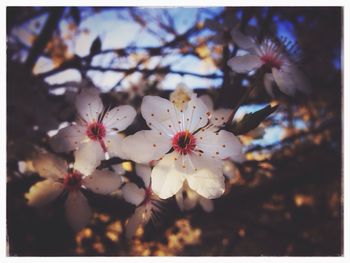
xmin=228 ymin=28 xmax=311 ymax=97
xmin=204 ymin=16 xmax=257 ymax=46
xmin=122 ymin=95 xmax=243 ymax=199
xmin=25 ymin=152 xmax=122 ymax=231
xmin=175 ymin=181 xmax=214 ymax=213
xmin=122 ymin=164 xmax=162 ymax=239
xmin=50 ymin=89 xmax=136 ymax=175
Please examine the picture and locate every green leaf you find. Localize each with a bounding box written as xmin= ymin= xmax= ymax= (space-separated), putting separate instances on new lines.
xmin=228 ymin=104 xmax=278 ymax=135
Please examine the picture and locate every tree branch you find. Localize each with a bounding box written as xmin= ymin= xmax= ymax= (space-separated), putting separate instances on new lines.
xmin=25 ymin=7 xmax=64 ymax=71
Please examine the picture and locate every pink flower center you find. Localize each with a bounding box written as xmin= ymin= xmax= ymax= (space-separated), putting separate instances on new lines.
xmin=172 ymin=131 xmax=196 ymax=155
xmin=260 ymin=54 xmax=282 ymax=69
xmin=86 ymin=122 xmax=106 ymax=141
xmin=63 ymin=171 xmax=82 ymax=191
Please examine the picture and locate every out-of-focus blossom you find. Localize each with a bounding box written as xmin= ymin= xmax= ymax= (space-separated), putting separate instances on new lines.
xmin=25 ymin=153 xmax=122 ymax=231
xmin=228 ymin=29 xmax=311 ymax=97
xmin=175 ymin=181 xmax=214 ymax=213
xmin=122 ymin=164 xmax=162 ymax=239
xmin=204 ymin=15 xmax=239 ymax=45
xmin=50 ymin=89 xmax=136 ymax=175
xmin=122 ymin=95 xmax=243 ymax=199
xmin=123 ymin=75 xmax=149 ymax=100
xmin=169 ymin=83 xmax=194 ymax=111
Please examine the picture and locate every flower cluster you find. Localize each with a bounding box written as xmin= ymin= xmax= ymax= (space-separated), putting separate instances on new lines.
xmin=228 ymin=28 xmax=311 ymax=97
xmin=26 ymin=87 xmax=243 ymax=237
xmin=25 ymin=26 xmax=310 ymax=239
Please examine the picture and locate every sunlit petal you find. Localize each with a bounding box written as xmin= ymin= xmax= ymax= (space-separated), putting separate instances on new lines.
xmin=26 ymin=179 xmax=64 ymax=207
xmin=33 ymin=152 xmax=67 ymax=179
xmin=151 ymin=152 xmax=186 ymax=199
xmin=186 ymin=155 xmax=224 ymax=199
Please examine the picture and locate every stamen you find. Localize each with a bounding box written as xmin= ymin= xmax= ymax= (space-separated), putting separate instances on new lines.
xmin=63 ymin=171 xmax=82 ymax=191
xmin=86 ymin=122 xmax=106 ymax=141
xmin=172 ymin=131 xmax=196 ymax=155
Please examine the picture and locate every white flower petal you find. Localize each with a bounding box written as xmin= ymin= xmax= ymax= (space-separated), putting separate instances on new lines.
xmin=227 ymin=54 xmax=263 ymax=73
xmin=26 ymin=179 xmax=64 ymax=207
xmin=195 ymin=128 xmax=243 ymax=160
xmin=272 ymin=67 xmax=296 ymax=96
xmin=264 ymin=73 xmax=276 ymax=98
xmin=33 ymin=153 xmax=67 ymax=179
xmin=285 ymin=65 xmax=311 ymax=94
xmin=184 ymin=96 xmax=209 ymax=132
xmin=83 ymin=170 xmax=122 ymax=195
xmin=211 ymin=108 xmax=232 ymax=127
xmin=151 ymin=152 xmax=186 ymax=199
xmin=105 ymin=134 xmax=126 ymax=159
xmin=122 ymin=183 xmax=145 ymax=206
xmin=102 ymin=105 xmax=136 ymax=132
xmin=272 ymin=64 xmax=311 ymax=96
xmin=75 ymin=89 xmax=103 ymax=123
xmin=125 ymin=206 xmax=146 ymax=239
xmin=50 ymin=124 xmax=86 ymax=153
xmin=141 ymin=95 xmax=181 ymax=136
xmin=199 ymin=94 xmax=214 ymax=112
xmin=231 ymin=28 xmax=257 ymax=50
xmin=135 ymin=164 xmax=151 ymax=187
xmin=122 ymin=130 xmax=172 ymax=164
xmin=198 ymin=197 xmax=214 ymax=213
xmin=186 ymin=155 xmax=224 ymax=199
xmin=74 ymin=141 xmax=105 ymax=176
xmin=65 ymin=190 xmax=92 ymax=232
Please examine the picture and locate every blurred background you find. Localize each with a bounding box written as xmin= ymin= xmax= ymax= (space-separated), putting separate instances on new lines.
xmin=7 ymin=7 xmax=342 ymax=256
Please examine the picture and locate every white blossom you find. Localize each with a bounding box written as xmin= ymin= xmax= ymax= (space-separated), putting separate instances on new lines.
xmin=228 ymin=28 xmax=311 ymax=97
xmin=204 ymin=14 xmax=240 ymax=45
xmin=122 ymin=95 xmax=243 ymax=199
xmin=122 ymin=164 xmax=162 ymax=239
xmin=50 ymin=89 xmax=136 ymax=175
xmin=25 ymin=152 xmax=122 ymax=231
